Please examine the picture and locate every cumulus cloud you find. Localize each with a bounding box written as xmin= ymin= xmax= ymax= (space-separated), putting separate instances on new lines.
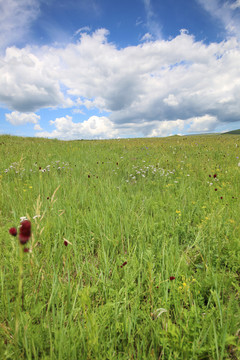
xmin=142 ymin=115 xmax=220 ymax=137
xmin=1 ymin=28 xmax=240 ymax=138
xmin=146 ymin=119 xmax=185 ymax=137
xmin=0 ymin=46 xmax=70 ymax=112
xmin=0 ymin=0 xmax=40 ymax=50
xmin=6 ymin=111 xmax=40 ymax=125
xmin=34 ymin=123 xmax=42 ymax=131
xmin=36 ymin=115 xmax=118 ymax=140
xmin=187 ymin=115 xmax=219 ymax=133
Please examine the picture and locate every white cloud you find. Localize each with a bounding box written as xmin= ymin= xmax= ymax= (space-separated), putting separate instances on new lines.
xmin=163 ymin=94 xmax=179 ymax=107
xmin=197 ymin=0 xmax=240 ymax=38
xmin=142 ymin=0 xmax=162 ymax=39
xmin=0 ymin=0 xmax=40 ymax=50
xmin=147 ymin=119 xmax=185 ymax=137
xmin=74 ymin=26 xmax=91 ymax=37
xmin=6 ymin=111 xmax=40 ymax=125
xmin=143 ymin=115 xmax=220 ymax=137
xmin=1 ymin=28 xmax=240 ymax=138
xmin=36 ymin=115 xmax=118 ymax=140
xmin=0 ymin=46 xmax=70 ymax=112
xmin=141 ymin=32 xmax=153 ymax=42
xmin=34 ymin=123 xmax=42 ymax=131
xmin=187 ymin=115 xmax=219 ymax=133
xmin=230 ymin=0 xmax=240 ymax=10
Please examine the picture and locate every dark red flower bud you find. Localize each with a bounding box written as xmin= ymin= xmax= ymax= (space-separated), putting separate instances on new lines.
xmin=213 ymin=174 xmax=217 ymax=178
xmin=64 ymin=240 xmax=68 ymax=246
xmin=120 ymin=261 xmax=127 ymax=268
xmin=23 ymin=248 xmax=30 ymax=253
xmin=19 ymin=220 xmax=31 ymax=245
xmin=215 ymin=188 xmax=217 ymax=191
xmin=9 ymin=227 xmax=17 ymax=237
xmin=169 ymin=276 xmax=175 ymax=281
xmin=88 ymin=175 xmax=90 ymax=178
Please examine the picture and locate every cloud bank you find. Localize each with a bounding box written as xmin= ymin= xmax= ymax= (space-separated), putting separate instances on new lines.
xmin=1 ymin=27 xmax=240 ymax=139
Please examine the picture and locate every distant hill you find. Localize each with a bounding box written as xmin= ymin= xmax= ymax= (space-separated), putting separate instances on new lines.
xmin=222 ymin=129 xmax=240 ymax=135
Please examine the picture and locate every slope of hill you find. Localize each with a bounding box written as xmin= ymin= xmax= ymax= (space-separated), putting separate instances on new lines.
xmin=222 ymin=129 xmax=240 ymax=135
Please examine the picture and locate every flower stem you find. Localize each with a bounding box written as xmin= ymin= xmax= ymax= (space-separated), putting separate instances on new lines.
xmin=15 ymin=245 xmax=24 ymax=338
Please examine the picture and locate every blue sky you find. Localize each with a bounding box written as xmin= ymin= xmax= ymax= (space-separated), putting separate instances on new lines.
xmin=1 ymin=0 xmax=240 ymax=139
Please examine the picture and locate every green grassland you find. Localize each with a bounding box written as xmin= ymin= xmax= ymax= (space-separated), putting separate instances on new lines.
xmin=0 ymin=134 xmax=240 ymax=359
xmin=223 ymin=129 xmax=240 ymax=135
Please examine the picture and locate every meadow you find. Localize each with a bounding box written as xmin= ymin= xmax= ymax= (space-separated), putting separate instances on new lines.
xmin=0 ymin=134 xmax=240 ymax=360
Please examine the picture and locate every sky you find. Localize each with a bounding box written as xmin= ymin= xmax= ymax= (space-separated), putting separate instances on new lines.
xmin=1 ymin=0 xmax=240 ymax=140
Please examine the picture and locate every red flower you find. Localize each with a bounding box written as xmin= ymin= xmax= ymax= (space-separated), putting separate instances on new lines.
xmin=19 ymin=220 xmax=31 ymax=245
xmin=213 ymin=174 xmax=217 ymax=178
xmin=23 ymin=248 xmax=30 ymax=253
xmin=120 ymin=261 xmax=127 ymax=268
xmin=169 ymin=276 xmax=175 ymax=281
xmin=215 ymin=188 xmax=218 ymax=191
xmin=9 ymin=227 xmax=17 ymax=237
xmin=64 ymin=240 xmax=68 ymax=246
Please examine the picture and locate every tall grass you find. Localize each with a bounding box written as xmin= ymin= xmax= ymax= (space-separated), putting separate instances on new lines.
xmin=0 ymin=134 xmax=240 ymax=359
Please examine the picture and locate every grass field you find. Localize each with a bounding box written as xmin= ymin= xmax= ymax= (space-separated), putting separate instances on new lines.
xmin=0 ymin=134 xmax=240 ymax=359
